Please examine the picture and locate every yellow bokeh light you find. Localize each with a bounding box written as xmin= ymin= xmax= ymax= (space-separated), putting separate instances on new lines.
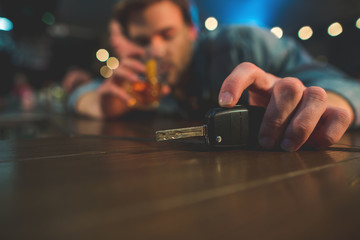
xmin=298 ymin=26 xmax=313 ymax=40
xmin=205 ymin=17 xmax=218 ymax=31
xmin=270 ymin=27 xmax=283 ymax=39
xmin=356 ymin=18 xmax=360 ymax=29
xmin=96 ymin=49 xmax=109 ymax=62
xmin=100 ymin=66 xmax=113 ymax=78
xmin=328 ymin=22 xmax=343 ymax=37
xmin=107 ymin=57 xmax=119 ymax=70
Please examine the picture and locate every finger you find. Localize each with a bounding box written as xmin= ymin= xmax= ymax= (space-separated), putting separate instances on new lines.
xmin=98 ymin=80 xmax=132 ymax=102
xmin=121 ymin=58 xmax=146 ymax=74
xmin=62 ymin=76 xmax=74 ymax=91
xmin=112 ymin=58 xmax=147 ymax=84
xmin=218 ymin=62 xmax=278 ymax=107
xmin=258 ymin=78 xmax=305 ymax=149
xmin=66 ymin=74 xmax=91 ymax=92
xmin=112 ymin=66 xmax=141 ymax=84
xmin=63 ymin=72 xmax=81 ymax=90
xmin=305 ymin=107 xmax=351 ymax=149
xmin=280 ymin=86 xmax=328 ymax=151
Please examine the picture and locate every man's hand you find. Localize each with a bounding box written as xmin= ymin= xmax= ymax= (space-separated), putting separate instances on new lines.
xmin=218 ymin=62 xmax=353 ymax=151
xmin=75 ymin=57 xmax=146 ymax=119
xmin=98 ymin=57 xmax=147 ymax=118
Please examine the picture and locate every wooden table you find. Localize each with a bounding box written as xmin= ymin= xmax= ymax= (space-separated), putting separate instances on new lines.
xmin=1 ymin=112 xmax=360 ymax=239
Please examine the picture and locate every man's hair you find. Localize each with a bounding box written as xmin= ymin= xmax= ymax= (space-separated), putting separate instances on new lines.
xmin=113 ymin=0 xmax=194 ymax=35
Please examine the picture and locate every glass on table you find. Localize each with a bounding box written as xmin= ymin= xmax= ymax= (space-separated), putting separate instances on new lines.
xmin=123 ymin=49 xmax=169 ymax=110
xmin=125 ymin=58 xmax=162 ymax=109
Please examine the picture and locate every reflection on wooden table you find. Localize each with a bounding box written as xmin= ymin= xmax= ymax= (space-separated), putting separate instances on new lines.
xmin=0 ymin=112 xmax=360 ymax=239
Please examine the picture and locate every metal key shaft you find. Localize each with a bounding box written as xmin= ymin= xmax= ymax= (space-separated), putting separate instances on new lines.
xmin=155 ymin=125 xmax=207 ymax=141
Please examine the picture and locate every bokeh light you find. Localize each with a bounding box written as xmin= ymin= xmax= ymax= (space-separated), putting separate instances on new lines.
xmin=205 ymin=17 xmax=218 ymax=31
xmin=100 ymin=66 xmax=113 ymax=78
xmin=106 ymin=57 xmax=119 ymax=70
xmin=96 ymin=49 xmax=109 ymax=62
xmin=47 ymin=24 xmax=70 ymax=37
xmin=270 ymin=27 xmax=283 ymax=39
xmin=356 ymin=17 xmax=360 ymax=29
xmin=0 ymin=17 xmax=13 ymax=31
xmin=328 ymin=22 xmax=343 ymax=37
xmin=42 ymin=12 xmax=55 ymax=25
xmin=298 ymin=26 xmax=313 ymax=40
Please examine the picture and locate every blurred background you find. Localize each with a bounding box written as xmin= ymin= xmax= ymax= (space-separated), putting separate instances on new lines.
xmin=0 ymin=0 xmax=360 ymax=111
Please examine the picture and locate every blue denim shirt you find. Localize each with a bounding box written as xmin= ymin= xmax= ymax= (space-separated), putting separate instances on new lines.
xmin=68 ymin=25 xmax=360 ymax=127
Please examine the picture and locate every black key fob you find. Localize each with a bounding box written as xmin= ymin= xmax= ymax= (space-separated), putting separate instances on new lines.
xmin=205 ymin=105 xmax=265 ymax=147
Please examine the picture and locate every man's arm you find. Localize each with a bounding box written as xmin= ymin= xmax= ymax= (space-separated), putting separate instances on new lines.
xmin=71 ymin=77 xmax=134 ymax=119
xmin=75 ymin=91 xmax=103 ymax=119
xmin=67 ymin=81 xmax=103 ymax=118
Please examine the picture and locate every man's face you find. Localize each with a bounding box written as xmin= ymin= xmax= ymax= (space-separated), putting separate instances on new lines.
xmin=127 ymin=1 xmax=197 ymax=87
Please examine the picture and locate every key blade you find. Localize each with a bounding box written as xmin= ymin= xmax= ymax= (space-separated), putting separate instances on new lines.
xmin=155 ymin=125 xmax=206 ymax=141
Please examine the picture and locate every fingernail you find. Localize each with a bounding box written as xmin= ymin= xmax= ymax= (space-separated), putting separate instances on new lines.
xmin=219 ymin=92 xmax=233 ymax=106
xmin=281 ymin=138 xmax=297 ymax=152
xmin=259 ymin=137 xmax=275 ymax=149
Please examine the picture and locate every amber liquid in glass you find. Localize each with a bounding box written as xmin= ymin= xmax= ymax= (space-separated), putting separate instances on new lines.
xmin=125 ymin=59 xmax=162 ymax=109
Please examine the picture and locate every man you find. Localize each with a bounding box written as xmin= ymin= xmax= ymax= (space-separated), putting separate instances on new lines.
xmin=70 ymin=0 xmax=360 ymax=151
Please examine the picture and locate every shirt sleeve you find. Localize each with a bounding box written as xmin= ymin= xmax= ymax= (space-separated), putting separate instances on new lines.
xmin=238 ymin=26 xmax=360 ymax=128
xmin=66 ymin=80 xmax=102 ymax=113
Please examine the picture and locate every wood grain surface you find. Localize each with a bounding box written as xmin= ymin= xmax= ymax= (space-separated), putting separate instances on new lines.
xmin=1 ymin=113 xmax=360 ymax=240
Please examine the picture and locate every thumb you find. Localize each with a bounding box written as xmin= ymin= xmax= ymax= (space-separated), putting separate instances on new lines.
xmin=219 ymin=62 xmax=278 ymax=107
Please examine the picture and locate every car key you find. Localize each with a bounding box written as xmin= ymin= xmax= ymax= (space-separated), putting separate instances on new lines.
xmin=155 ymin=105 xmax=265 ymax=147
